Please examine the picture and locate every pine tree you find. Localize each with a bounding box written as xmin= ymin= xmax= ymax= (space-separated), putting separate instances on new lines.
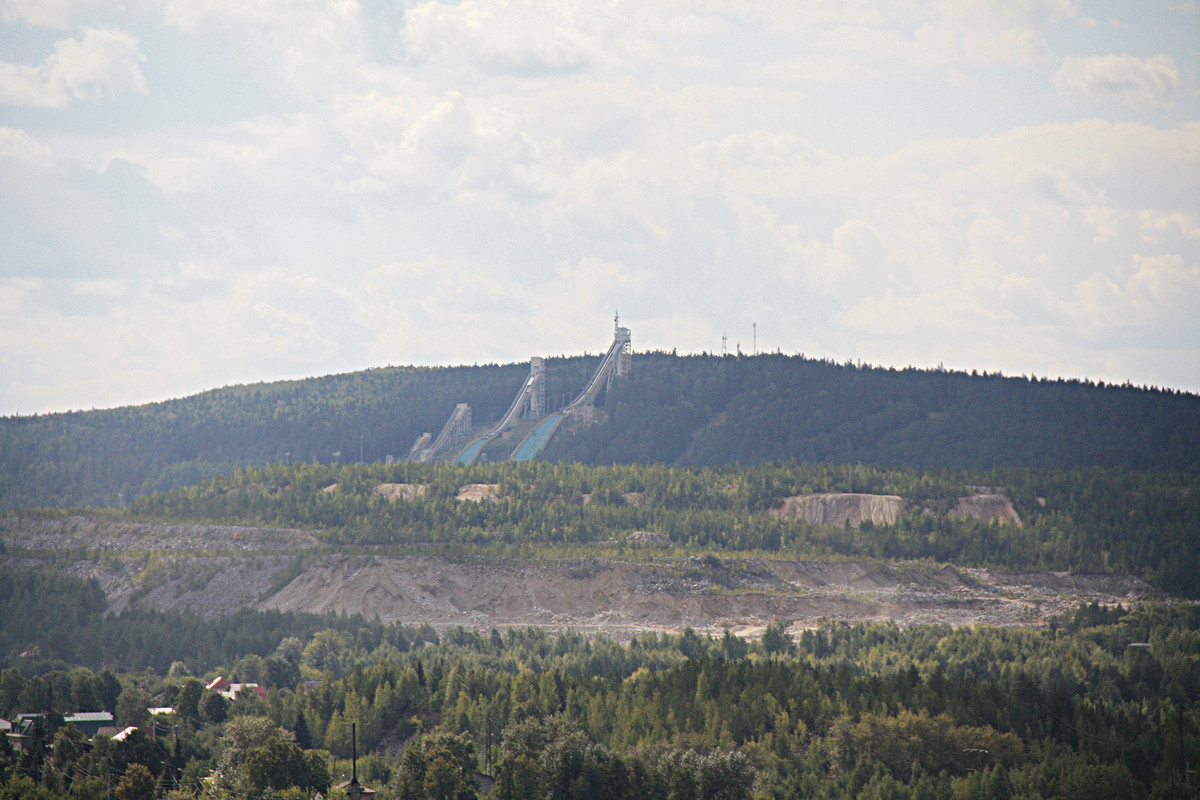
xmin=294 ymin=709 xmax=312 ymax=750
xmin=324 ymin=710 xmax=348 ymax=757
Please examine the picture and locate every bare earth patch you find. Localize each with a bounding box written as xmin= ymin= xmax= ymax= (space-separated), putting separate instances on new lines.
xmin=770 ymin=493 xmax=905 ymax=527
xmin=771 ymin=492 xmax=1023 ymax=528
xmin=1 ymin=517 xmax=1153 ymax=636
xmin=262 ymin=556 xmax=1149 ymax=637
xmin=375 ymin=483 xmax=429 ymax=502
xmin=456 ymin=484 xmax=501 ymax=502
xmin=951 ymin=494 xmax=1021 ymax=525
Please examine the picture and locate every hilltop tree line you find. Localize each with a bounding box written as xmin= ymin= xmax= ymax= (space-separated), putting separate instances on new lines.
xmin=1 ymin=568 xmax=1197 ymax=800
xmin=119 ymin=460 xmax=1200 ymax=597
xmin=2 ymin=353 xmax=1197 ymax=509
xmin=545 ymin=353 xmax=1200 ymax=473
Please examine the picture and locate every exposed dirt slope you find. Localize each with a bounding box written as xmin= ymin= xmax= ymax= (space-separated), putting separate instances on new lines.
xmin=456 ymin=484 xmax=500 ymax=502
xmin=1 ymin=517 xmax=1152 ymax=637
xmin=0 ymin=515 xmax=319 ymax=551
xmin=770 ymin=493 xmax=905 ymax=527
xmin=262 ymin=556 xmax=1148 ymax=635
xmin=951 ymin=494 xmax=1021 ymax=525
xmin=771 ymin=492 xmax=1022 ymax=528
xmin=375 ymin=483 xmax=428 ymax=502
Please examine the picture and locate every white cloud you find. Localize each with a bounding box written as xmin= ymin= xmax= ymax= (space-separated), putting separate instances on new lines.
xmin=0 ymin=0 xmax=98 ymax=30
xmin=1052 ymin=54 xmax=1179 ymax=105
xmin=783 ymin=0 xmax=1077 ymax=70
xmin=670 ymin=119 xmax=1199 ymax=374
xmin=161 ymin=0 xmax=327 ymax=33
xmin=915 ymin=0 xmax=1077 ymax=65
xmin=1139 ymin=211 xmax=1200 ymax=242
xmin=402 ymin=0 xmax=606 ymax=75
xmin=756 ymin=54 xmax=881 ymax=85
xmin=1 ymin=0 xmax=1198 ymax=413
xmin=0 ymin=126 xmax=55 ymax=167
xmin=1073 ymin=253 xmax=1200 ymax=347
xmin=72 ymin=279 xmax=130 ymax=298
xmin=0 ymin=25 xmax=146 ymax=108
xmin=1126 ymin=253 xmax=1200 ymax=315
xmin=102 ymin=111 xmax=332 ymax=197
xmin=1086 ymin=206 xmax=1123 ymax=243
xmin=159 ymin=0 xmax=373 ymax=107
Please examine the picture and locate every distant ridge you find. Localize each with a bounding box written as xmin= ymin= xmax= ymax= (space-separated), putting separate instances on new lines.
xmin=1 ymin=352 xmax=1197 ymax=509
xmin=542 ymin=353 xmax=1200 ymax=473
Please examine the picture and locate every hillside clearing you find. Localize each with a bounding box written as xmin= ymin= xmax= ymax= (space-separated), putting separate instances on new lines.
xmin=0 ymin=517 xmax=1152 ymax=637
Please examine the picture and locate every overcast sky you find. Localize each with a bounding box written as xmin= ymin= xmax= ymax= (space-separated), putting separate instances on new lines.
xmin=1 ymin=1 xmax=1197 ymax=416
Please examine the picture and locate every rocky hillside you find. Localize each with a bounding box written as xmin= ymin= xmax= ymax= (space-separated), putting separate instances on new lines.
xmin=769 ymin=492 xmax=1021 ymax=528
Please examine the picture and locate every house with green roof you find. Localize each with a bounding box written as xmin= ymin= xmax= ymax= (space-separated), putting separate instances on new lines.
xmin=62 ymin=712 xmax=115 ymax=738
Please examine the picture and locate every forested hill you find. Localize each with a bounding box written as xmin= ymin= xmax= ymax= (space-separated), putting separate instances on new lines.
xmin=2 ymin=352 xmax=1198 ymax=509
xmin=544 ymin=353 xmax=1200 ymax=470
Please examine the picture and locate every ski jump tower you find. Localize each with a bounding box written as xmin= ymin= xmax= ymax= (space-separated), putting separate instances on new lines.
xmin=480 ymin=356 xmax=546 ymax=438
xmin=611 ymin=313 xmax=632 ymax=385
xmin=407 ymin=402 xmax=472 ymax=463
xmin=563 ymin=313 xmax=631 ymax=419
xmin=405 ymin=317 xmax=630 ymax=463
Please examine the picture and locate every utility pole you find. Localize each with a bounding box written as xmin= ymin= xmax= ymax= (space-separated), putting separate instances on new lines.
xmin=753 ymin=322 xmax=757 ymax=356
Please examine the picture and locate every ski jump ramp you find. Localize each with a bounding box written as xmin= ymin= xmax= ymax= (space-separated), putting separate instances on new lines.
xmin=420 ymin=319 xmax=631 ymax=465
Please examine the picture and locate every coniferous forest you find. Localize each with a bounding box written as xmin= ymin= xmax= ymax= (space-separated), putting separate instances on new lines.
xmin=2 ymin=353 xmax=1199 ymax=799
xmin=2 ymin=353 xmax=1198 ymax=509
xmin=1 ymin=454 xmax=1199 ymax=799
xmin=1 ymin=566 xmax=1198 ymax=800
xmin=120 ymin=460 xmax=1200 ymax=599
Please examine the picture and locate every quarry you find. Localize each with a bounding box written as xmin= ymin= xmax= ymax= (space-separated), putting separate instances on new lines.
xmin=1 ymin=514 xmax=1151 ymax=639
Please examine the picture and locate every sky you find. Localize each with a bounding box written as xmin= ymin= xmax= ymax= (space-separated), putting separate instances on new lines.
xmin=1 ymin=0 xmax=1198 ymax=416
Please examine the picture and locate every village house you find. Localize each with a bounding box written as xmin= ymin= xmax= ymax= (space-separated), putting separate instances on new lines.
xmin=206 ymin=676 xmax=268 ymax=701
xmin=62 ymin=711 xmax=115 ymax=738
